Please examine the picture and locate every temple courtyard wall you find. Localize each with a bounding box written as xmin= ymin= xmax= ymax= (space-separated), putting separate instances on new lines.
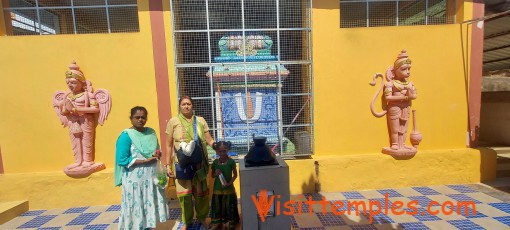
xmin=0 ymin=0 xmax=496 ymax=210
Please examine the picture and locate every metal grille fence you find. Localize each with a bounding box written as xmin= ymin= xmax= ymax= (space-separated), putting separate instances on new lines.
xmin=2 ymin=0 xmax=139 ymax=35
xmin=340 ymin=0 xmax=456 ymax=28
xmin=171 ymin=0 xmax=314 ymax=158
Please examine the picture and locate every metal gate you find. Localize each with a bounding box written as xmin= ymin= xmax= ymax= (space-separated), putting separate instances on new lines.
xmin=170 ymin=0 xmax=313 ymax=158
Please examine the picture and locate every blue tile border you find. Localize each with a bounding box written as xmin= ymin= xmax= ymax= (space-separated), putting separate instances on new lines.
xmin=408 ymin=196 xmax=438 ymax=208
xmin=447 ymin=219 xmax=484 ymax=230
xmin=304 ymin=193 xmax=325 ymax=201
xmin=330 ymin=200 xmax=364 ymax=212
xmin=342 ymin=191 xmax=365 ymax=199
xmin=168 ymin=208 xmax=182 ymax=220
xmin=377 ymin=189 xmax=404 ymax=198
xmin=349 ymin=224 xmax=377 ymax=230
xmin=291 ymin=202 xmax=311 ymax=214
xmin=105 ymin=205 xmax=120 ymax=212
xmin=362 ymin=213 xmax=394 ymax=224
xmin=176 ymin=220 xmax=205 ymax=230
xmin=17 ymin=215 xmax=57 ymax=229
xmin=494 ymin=216 xmax=510 ymax=227
xmin=399 ymin=222 xmax=430 ymax=229
xmin=5 ymin=184 xmax=510 ymax=230
xmin=66 ymin=212 xmax=101 ymax=226
xmin=404 ymin=208 xmax=441 ymax=222
xmin=412 ymin=187 xmax=440 ymax=195
xmin=289 ymin=215 xmax=299 ymax=228
xmin=63 ymin=206 xmax=89 ymax=214
xmin=489 ymin=203 xmax=510 ymax=214
xmin=19 ymin=210 xmax=46 ymax=216
xmin=316 ymin=212 xmax=347 ymax=226
xmin=83 ymin=224 xmax=110 ymax=230
xmin=451 ymin=206 xmax=487 ymax=218
xmin=446 ymin=194 xmax=482 ymax=204
xmin=447 ymin=185 xmax=477 ymax=193
xmin=369 ymin=198 xmax=393 ymax=208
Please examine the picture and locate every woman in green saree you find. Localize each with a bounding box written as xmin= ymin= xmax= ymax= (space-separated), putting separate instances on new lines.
xmin=165 ymin=96 xmax=216 ymax=230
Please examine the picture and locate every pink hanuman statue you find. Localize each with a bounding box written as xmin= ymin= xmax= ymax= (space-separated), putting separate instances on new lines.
xmin=52 ymin=61 xmax=112 ymax=177
xmin=370 ymin=50 xmax=422 ymax=157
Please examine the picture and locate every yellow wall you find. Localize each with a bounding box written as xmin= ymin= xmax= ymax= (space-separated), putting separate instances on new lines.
xmin=0 ymin=148 xmax=495 ymax=209
xmin=0 ymin=0 xmax=496 ymax=210
xmin=312 ymin=1 xmax=473 ymax=155
xmin=0 ymin=169 xmax=121 ymax=209
xmin=0 ymin=0 xmax=480 ymax=171
xmin=0 ymin=1 xmax=161 ymax=173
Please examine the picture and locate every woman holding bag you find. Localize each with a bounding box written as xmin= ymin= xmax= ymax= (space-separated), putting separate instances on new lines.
xmin=115 ymin=106 xmax=169 ymax=229
xmin=165 ymin=96 xmax=216 ymax=230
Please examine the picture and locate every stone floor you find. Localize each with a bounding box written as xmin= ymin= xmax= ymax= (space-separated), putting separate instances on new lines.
xmin=3 ymin=183 xmax=510 ymax=229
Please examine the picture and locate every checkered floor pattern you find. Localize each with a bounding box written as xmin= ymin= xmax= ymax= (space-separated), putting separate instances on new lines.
xmin=3 ymin=184 xmax=510 ymax=229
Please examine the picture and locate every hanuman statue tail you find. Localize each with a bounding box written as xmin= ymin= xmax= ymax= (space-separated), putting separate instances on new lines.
xmin=369 ymin=73 xmax=387 ymax=118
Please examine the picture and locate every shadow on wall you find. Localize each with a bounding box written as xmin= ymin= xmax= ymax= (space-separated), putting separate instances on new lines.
xmin=301 ymin=161 xmax=320 ymax=194
xmin=459 ymin=23 xmax=470 ymax=139
xmin=301 ymin=173 xmax=317 ymax=194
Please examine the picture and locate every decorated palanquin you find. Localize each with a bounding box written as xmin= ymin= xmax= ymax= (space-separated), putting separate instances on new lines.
xmin=207 ymin=34 xmax=289 ymax=151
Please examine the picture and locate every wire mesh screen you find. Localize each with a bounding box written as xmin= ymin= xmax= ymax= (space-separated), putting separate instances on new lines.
xmin=244 ymin=0 xmax=276 ymax=29
xmin=399 ymin=0 xmax=426 ymax=25
xmin=171 ymin=0 xmax=313 ymax=158
xmin=2 ymin=0 xmax=139 ymax=35
xmin=427 ymin=0 xmax=453 ymax=25
xmin=369 ymin=1 xmax=396 ymax=27
xmin=340 ymin=1 xmax=367 ymax=28
xmin=340 ymin=0 xmax=455 ymax=28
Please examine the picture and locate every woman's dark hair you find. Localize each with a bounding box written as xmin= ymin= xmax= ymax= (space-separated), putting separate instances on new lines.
xmin=179 ymin=96 xmax=193 ymax=105
xmin=130 ymin=106 xmax=148 ymax=118
xmin=214 ymin=141 xmax=232 ymax=150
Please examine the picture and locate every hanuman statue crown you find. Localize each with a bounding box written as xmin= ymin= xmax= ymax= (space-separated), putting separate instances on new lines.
xmin=393 ymin=49 xmax=412 ymax=70
xmin=65 ymin=61 xmax=86 ymax=82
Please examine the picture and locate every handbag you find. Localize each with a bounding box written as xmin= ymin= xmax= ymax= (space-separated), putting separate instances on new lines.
xmin=176 ymin=116 xmax=203 ymax=167
xmin=174 ymin=163 xmax=196 ymax=180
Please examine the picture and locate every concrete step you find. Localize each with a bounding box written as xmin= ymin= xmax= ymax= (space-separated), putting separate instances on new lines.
xmin=0 ymin=200 xmax=28 ymax=225
xmin=485 ymin=177 xmax=510 ymax=189
xmin=497 ymin=170 xmax=510 ymax=178
xmin=497 ymin=163 xmax=510 ymax=171
xmin=494 ymin=147 xmax=510 ymax=179
xmin=498 ymin=156 xmax=510 ymax=164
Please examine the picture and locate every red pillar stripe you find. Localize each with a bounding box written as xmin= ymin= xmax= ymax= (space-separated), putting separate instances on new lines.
xmin=149 ymin=0 xmax=172 ymax=157
xmin=468 ymin=0 xmax=484 ymax=147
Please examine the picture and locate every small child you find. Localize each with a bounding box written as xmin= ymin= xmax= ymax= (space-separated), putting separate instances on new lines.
xmin=210 ymin=141 xmax=239 ymax=230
